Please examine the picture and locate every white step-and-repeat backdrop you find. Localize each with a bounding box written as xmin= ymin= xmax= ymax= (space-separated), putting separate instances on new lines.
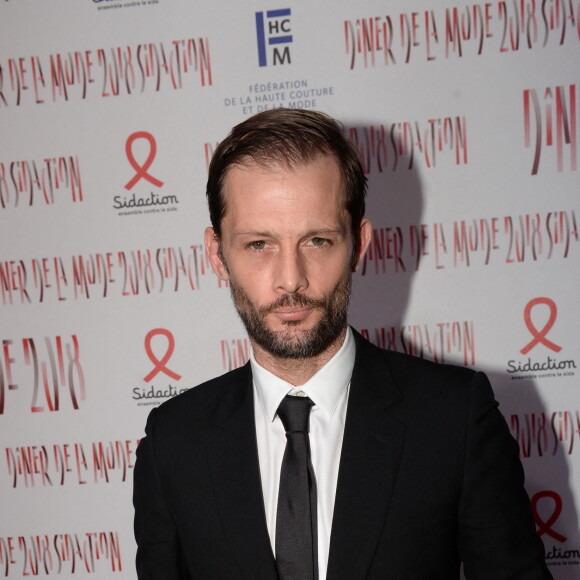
xmin=1 ymin=0 xmax=578 ymax=577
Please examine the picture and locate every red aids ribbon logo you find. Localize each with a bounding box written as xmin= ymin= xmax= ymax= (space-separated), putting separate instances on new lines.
xmin=531 ymin=490 xmax=567 ymax=543
xmin=124 ymin=131 xmax=165 ymax=190
xmin=520 ymin=297 xmax=562 ymax=355
xmin=143 ymin=329 xmax=182 ymax=382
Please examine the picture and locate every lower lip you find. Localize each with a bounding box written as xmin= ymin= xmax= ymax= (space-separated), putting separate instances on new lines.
xmin=273 ymin=308 xmax=314 ymax=322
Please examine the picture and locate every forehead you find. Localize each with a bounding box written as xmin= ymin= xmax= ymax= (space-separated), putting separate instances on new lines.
xmin=221 ymin=154 xmax=346 ymax=225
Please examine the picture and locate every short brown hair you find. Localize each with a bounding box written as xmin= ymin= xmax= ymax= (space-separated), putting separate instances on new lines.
xmin=206 ymin=108 xmax=367 ymax=250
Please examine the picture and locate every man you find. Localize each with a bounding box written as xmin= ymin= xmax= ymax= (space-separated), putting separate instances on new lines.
xmin=134 ymin=109 xmax=551 ymax=579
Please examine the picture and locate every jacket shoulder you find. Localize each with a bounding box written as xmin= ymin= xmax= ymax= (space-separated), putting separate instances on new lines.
xmin=383 ymin=346 xmax=475 ymax=382
xmin=356 ymin=327 xmax=475 ymax=374
xmin=353 ymin=328 xmax=480 ymax=398
xmin=150 ymin=363 xmax=251 ymax=424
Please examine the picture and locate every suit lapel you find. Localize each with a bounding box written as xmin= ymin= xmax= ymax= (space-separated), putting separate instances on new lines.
xmin=205 ymin=365 xmax=279 ymax=580
xmin=327 ymin=331 xmax=406 ymax=580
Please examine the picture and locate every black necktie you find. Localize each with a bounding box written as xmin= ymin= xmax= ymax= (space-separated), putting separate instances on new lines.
xmin=275 ymin=395 xmax=318 ymax=580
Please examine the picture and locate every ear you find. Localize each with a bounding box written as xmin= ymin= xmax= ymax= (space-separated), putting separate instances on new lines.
xmin=204 ymin=227 xmax=230 ymax=281
xmin=352 ymin=217 xmax=372 ymax=272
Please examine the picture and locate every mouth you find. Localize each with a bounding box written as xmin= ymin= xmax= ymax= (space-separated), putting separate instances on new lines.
xmin=271 ymin=307 xmax=316 ymax=322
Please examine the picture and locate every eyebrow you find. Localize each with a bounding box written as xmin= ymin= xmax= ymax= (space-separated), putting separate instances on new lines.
xmin=232 ymin=230 xmax=275 ymax=238
xmin=232 ymin=228 xmax=346 ymax=238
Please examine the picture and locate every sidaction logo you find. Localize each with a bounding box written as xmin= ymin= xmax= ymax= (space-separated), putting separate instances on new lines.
xmin=532 ymin=490 xmax=580 ymax=568
xmin=132 ymin=328 xmax=189 ymax=406
xmin=114 ymin=131 xmax=179 ymax=216
xmin=506 ymin=297 xmax=576 ymax=380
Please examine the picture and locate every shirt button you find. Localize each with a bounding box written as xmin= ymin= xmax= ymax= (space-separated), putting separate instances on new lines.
xmin=295 ymin=390 xmax=306 ymax=397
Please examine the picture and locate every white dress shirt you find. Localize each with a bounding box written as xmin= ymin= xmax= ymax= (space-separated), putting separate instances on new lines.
xmin=251 ymin=327 xmax=355 ymax=580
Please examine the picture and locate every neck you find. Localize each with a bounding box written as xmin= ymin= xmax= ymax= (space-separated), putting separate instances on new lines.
xmin=251 ymin=327 xmax=347 ymax=386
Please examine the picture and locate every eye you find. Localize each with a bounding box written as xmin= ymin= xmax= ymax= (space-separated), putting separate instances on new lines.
xmin=309 ymin=237 xmax=328 ymax=247
xmin=249 ymin=240 xmax=267 ymax=251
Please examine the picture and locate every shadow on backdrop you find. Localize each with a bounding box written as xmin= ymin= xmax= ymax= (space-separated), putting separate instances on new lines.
xmin=346 ymin=121 xmax=423 ymax=330
xmin=344 ymin=120 xmax=577 ymax=576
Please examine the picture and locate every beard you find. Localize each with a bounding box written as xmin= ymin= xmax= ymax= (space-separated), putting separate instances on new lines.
xmin=229 ymin=271 xmax=352 ymax=359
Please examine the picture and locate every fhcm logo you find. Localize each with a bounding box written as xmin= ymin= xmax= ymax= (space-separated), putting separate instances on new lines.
xmin=255 ymin=9 xmax=292 ymax=67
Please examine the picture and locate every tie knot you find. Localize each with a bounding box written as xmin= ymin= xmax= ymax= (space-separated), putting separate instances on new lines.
xmin=277 ymin=395 xmax=314 ymax=434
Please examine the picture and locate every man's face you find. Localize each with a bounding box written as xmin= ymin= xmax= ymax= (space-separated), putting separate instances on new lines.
xmin=205 ymin=154 xmax=371 ymax=359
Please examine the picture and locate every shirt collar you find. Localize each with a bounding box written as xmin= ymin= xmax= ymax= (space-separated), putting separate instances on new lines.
xmin=251 ymin=327 xmax=355 ymax=422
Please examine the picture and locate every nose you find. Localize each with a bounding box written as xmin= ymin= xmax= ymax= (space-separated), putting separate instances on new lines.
xmin=274 ymin=246 xmax=308 ymax=294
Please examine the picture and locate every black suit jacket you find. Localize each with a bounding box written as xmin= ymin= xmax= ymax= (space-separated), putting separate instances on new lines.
xmin=133 ymin=330 xmax=552 ymax=579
